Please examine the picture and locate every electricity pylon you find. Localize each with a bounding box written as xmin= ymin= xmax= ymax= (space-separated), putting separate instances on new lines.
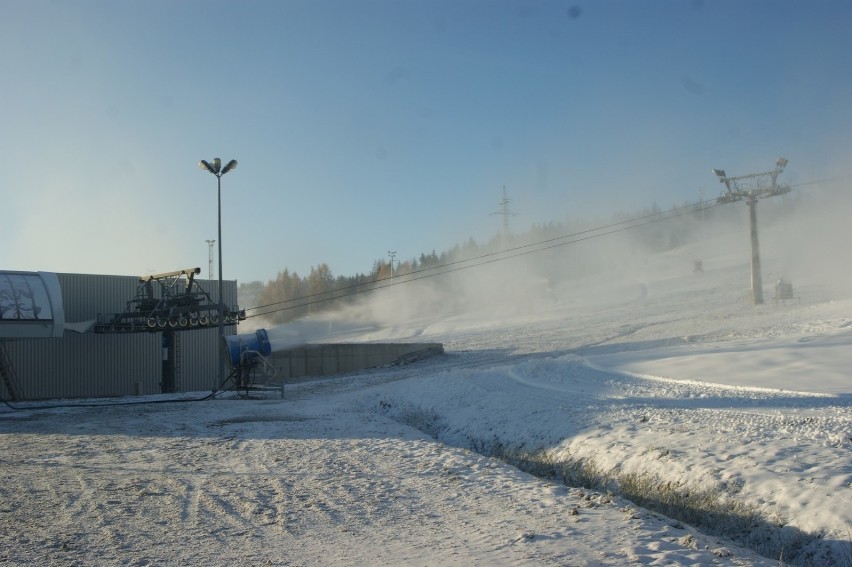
xmin=491 ymin=186 xmax=517 ymax=245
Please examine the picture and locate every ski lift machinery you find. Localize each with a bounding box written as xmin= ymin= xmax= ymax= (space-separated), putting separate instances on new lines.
xmin=94 ymin=267 xmax=246 ymax=332
xmin=93 ymin=267 xmax=278 ymax=396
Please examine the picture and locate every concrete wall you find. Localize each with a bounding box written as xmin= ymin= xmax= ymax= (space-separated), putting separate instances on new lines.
xmin=270 ymin=343 xmax=443 ymax=381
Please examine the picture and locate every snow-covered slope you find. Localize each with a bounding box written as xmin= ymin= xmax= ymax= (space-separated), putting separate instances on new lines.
xmin=353 ymin=215 xmax=852 ymax=565
xmin=2 ymin=203 xmax=850 ymax=565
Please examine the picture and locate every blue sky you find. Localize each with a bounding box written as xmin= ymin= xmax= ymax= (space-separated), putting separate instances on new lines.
xmin=2 ymin=0 xmax=851 ymax=284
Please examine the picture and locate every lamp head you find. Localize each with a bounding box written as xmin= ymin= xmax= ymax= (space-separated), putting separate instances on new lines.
xmin=199 ymin=160 xmax=217 ymax=175
xmin=712 ymin=168 xmax=726 ymax=179
xmin=221 ymin=159 xmax=238 ymax=175
xmin=776 ymin=157 xmax=788 ymax=170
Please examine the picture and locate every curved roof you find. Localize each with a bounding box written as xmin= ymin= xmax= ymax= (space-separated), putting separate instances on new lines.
xmin=0 ymin=271 xmax=65 ymax=338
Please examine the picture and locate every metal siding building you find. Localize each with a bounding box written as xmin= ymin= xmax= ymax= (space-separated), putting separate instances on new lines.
xmin=1 ymin=272 xmax=236 ymax=400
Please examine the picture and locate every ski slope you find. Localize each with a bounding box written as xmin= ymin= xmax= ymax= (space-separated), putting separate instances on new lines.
xmin=1 ymin=212 xmax=851 ymax=565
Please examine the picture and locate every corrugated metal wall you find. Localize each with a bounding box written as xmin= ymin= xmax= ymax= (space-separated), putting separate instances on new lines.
xmin=2 ymin=272 xmax=237 ymax=400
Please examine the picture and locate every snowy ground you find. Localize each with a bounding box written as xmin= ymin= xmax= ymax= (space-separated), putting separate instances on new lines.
xmin=2 ymin=222 xmax=851 ymax=565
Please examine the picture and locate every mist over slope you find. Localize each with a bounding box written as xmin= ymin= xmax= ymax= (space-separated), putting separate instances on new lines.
xmin=331 ymin=186 xmax=852 ymax=565
xmin=252 ymin=185 xmax=845 ymax=350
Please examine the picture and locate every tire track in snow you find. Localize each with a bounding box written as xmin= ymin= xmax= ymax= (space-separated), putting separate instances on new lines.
xmin=0 ymin=358 xmax=784 ymax=566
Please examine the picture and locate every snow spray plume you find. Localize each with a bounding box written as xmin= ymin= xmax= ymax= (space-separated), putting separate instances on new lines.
xmin=247 ymin=195 xmax=841 ymax=348
xmin=260 ymin=225 xmax=671 ymax=343
xmin=767 ymin=179 xmax=852 ymax=293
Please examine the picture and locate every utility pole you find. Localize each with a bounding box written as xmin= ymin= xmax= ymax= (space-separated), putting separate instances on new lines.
xmin=712 ymin=158 xmax=790 ymax=305
xmin=205 ymin=239 xmax=216 ymax=282
xmin=387 ymin=250 xmax=396 ymax=284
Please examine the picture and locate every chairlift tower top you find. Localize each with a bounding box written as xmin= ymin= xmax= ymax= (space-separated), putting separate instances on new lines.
xmin=713 ymin=157 xmax=791 ymax=204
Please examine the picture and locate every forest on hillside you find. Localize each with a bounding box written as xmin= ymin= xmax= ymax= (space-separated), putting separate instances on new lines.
xmin=238 ymin=194 xmax=803 ymax=325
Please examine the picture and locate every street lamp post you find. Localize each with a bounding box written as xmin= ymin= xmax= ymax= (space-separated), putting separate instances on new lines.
xmin=199 ymin=157 xmax=237 ymax=391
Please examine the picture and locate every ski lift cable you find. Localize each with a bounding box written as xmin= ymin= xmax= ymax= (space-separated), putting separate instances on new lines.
xmin=246 ymin=199 xmax=727 ymax=319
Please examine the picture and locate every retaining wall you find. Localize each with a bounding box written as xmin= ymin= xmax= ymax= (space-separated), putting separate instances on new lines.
xmin=269 ymin=343 xmax=443 ymax=381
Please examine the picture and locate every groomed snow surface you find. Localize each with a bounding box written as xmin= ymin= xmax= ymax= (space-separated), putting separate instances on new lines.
xmin=2 ymin=218 xmax=851 ymax=566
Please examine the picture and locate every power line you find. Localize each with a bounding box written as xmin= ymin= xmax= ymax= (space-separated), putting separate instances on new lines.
xmin=788 ymin=174 xmax=852 ymax=188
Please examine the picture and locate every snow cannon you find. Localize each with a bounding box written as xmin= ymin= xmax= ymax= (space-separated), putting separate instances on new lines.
xmin=224 ymin=329 xmax=272 ymax=369
xmin=221 ymin=328 xmax=280 ymax=397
